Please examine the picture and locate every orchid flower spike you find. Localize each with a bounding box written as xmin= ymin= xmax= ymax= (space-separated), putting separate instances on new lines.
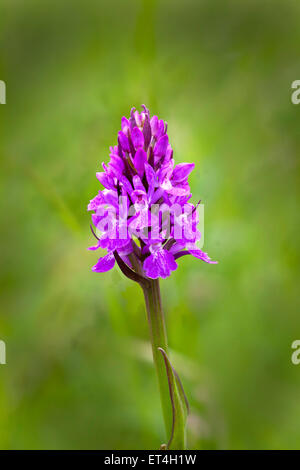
xmin=88 ymin=105 xmax=217 ymax=283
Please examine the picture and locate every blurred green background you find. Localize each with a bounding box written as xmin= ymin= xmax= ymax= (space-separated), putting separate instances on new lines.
xmin=1 ymin=0 xmax=300 ymax=450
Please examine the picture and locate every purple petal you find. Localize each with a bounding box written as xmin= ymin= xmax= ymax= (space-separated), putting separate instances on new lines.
xmin=165 ymin=145 xmax=173 ymax=163
xmin=119 ymin=175 xmax=133 ymax=194
xmin=151 ymin=187 xmax=164 ymax=203
xmin=118 ymin=131 xmax=130 ymax=153
xmin=117 ymin=141 xmax=124 ymax=159
xmin=157 ymin=120 xmax=165 ymax=140
xmin=108 ymin=154 xmax=125 ymax=179
xmin=189 ymin=250 xmax=218 ymax=264
xmin=128 ymin=208 xmax=150 ymax=232
xmin=145 ymin=163 xmax=156 ymax=199
xmin=109 ymin=153 xmax=124 ymax=170
xmin=106 ymin=235 xmax=131 ymax=252
xmin=87 ymin=192 xmax=104 ymax=211
xmin=128 ymin=133 xmax=136 ymax=157
xmin=167 ymin=185 xmax=190 ymax=197
xmin=129 ymin=109 xmax=137 ymax=129
xmin=131 ymin=189 xmax=147 ymax=205
xmin=143 ymin=249 xmax=178 ymax=279
xmin=143 ymin=114 xmax=152 ymax=149
xmin=131 ymin=127 xmax=144 ymax=149
xmin=133 ymin=110 xmax=142 ymax=127
xmin=148 ymin=145 xmax=154 ymax=167
xmin=92 ymin=213 xmax=103 ymax=228
xmin=154 ymin=134 xmax=169 ymax=157
xmin=132 ymin=174 xmax=146 ymax=192
xmin=141 ymin=104 xmax=150 ymax=115
xmin=88 ymin=239 xmax=102 ymax=251
xmin=158 ymin=160 xmax=174 ymax=185
xmin=118 ymin=240 xmax=133 ymax=256
xmin=96 ymin=172 xmax=115 ymax=190
xmin=121 ymin=117 xmax=129 ymax=133
xmin=92 ymin=252 xmax=115 ymax=272
xmin=133 ymin=148 xmax=147 ymax=177
xmin=150 ymin=115 xmax=159 ymax=137
xmin=172 ymin=163 xmax=195 ymax=183
xmin=103 ymin=190 xmax=118 ymax=208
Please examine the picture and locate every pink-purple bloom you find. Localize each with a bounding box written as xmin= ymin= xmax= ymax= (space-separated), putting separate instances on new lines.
xmin=88 ymin=106 xmax=216 ymax=280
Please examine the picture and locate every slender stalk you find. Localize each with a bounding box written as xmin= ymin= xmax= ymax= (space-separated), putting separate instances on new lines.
xmin=142 ymin=279 xmax=172 ymax=440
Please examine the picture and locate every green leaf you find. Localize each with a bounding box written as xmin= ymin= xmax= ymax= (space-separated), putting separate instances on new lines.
xmin=158 ymin=348 xmax=189 ymax=450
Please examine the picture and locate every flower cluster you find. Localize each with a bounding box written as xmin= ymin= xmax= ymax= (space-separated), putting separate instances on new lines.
xmin=88 ymin=106 xmax=216 ymax=280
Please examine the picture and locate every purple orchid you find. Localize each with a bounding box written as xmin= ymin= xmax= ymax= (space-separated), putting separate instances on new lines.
xmin=88 ymin=106 xmax=217 ymax=280
xmin=87 ymin=106 xmax=218 ymax=449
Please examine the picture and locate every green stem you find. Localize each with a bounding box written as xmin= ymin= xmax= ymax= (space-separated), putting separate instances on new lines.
xmin=142 ymin=279 xmax=172 ymax=440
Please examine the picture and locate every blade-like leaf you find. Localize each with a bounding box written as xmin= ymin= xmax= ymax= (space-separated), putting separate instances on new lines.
xmin=158 ymin=348 xmax=189 ymax=450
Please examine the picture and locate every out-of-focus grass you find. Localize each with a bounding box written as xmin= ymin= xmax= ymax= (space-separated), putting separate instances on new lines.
xmin=0 ymin=0 xmax=300 ymax=449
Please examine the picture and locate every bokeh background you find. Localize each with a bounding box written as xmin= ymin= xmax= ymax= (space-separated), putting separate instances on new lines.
xmin=1 ymin=0 xmax=300 ymax=450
